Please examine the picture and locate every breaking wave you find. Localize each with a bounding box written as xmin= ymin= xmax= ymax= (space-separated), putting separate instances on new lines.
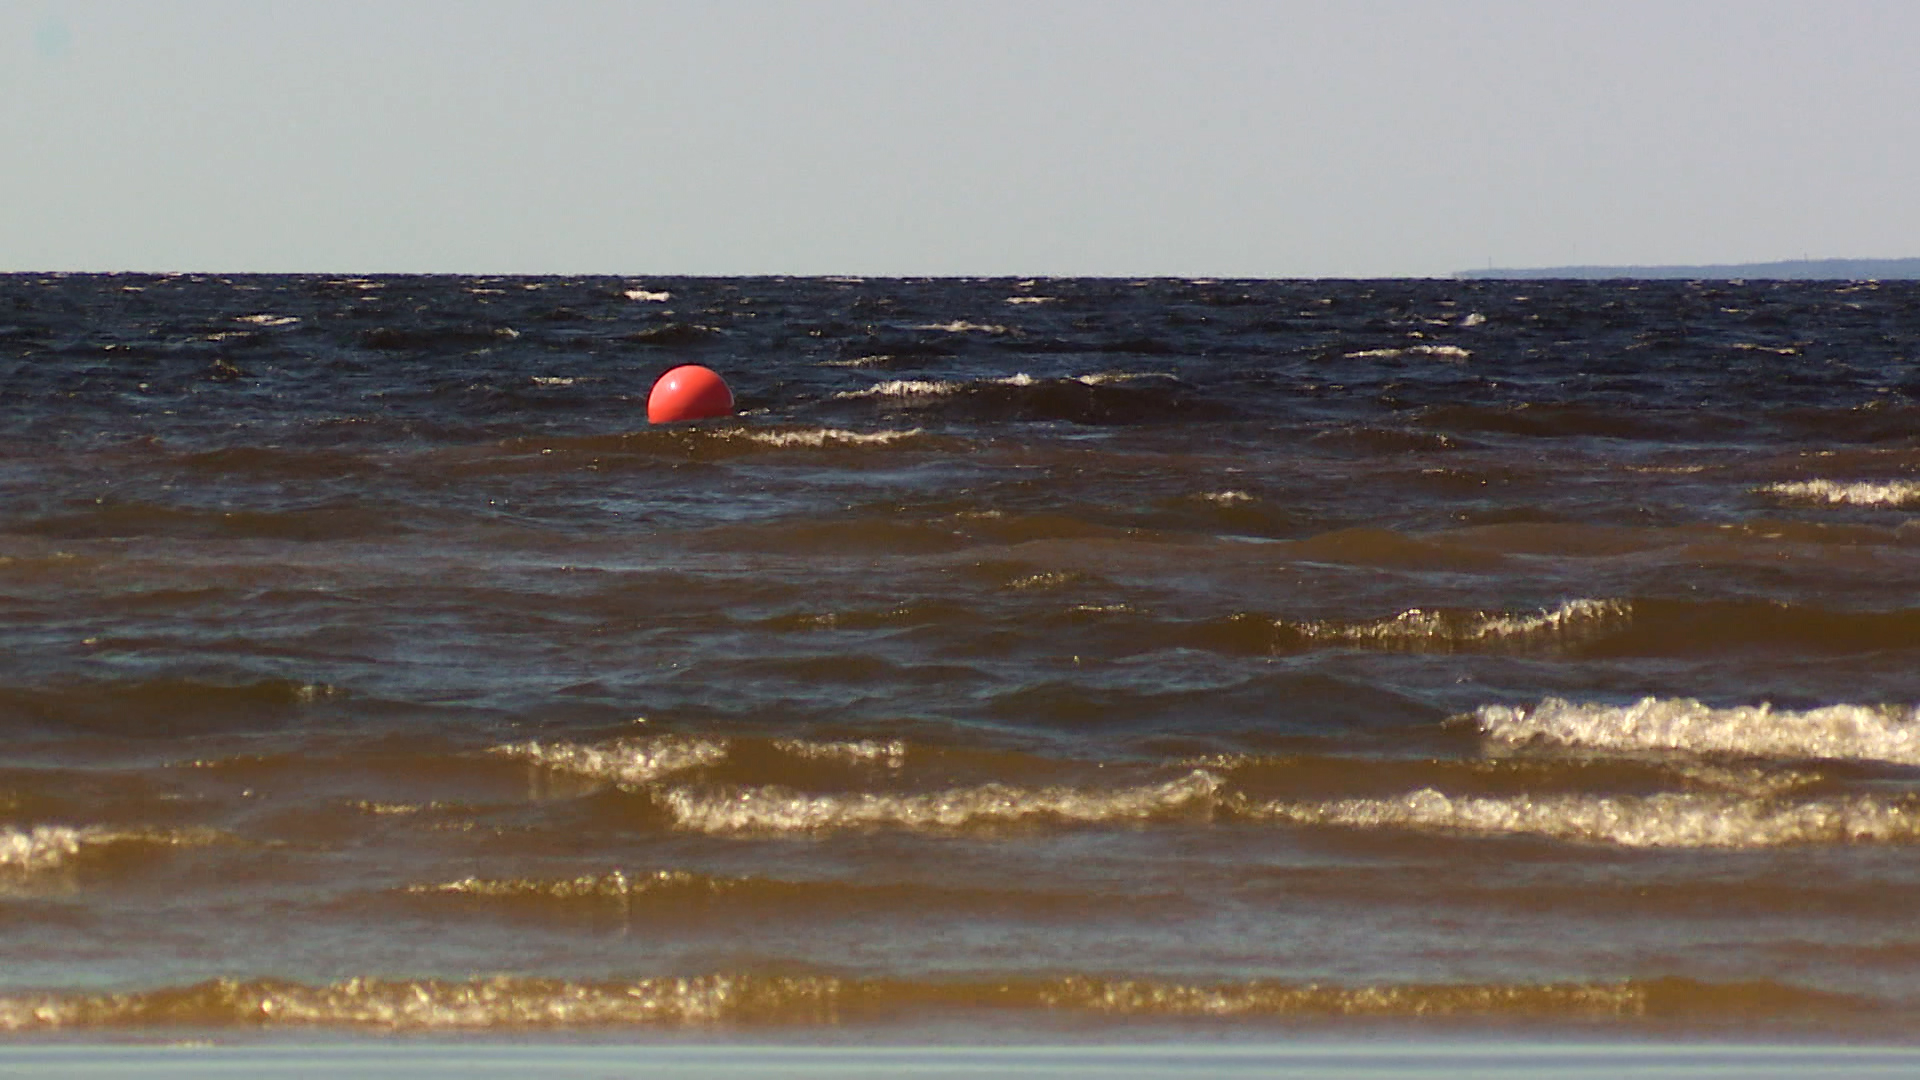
xmin=1344 ymin=344 xmax=1472 ymax=361
xmin=915 ymin=321 xmax=1013 ymax=334
xmin=489 ymin=736 xmax=729 ymax=786
xmin=722 ymin=426 xmax=927 ymax=449
xmin=768 ymin=738 xmax=908 ymax=767
xmin=834 ymin=379 xmax=967 ymax=400
xmin=1298 ymin=598 xmax=1630 ymax=651
xmin=1476 ymin=697 xmax=1920 ymax=766
xmin=0 ymin=973 xmax=1846 ymax=1030
xmin=0 ymin=826 xmax=89 ymax=873
xmin=405 ymin=869 xmax=724 ymax=902
xmin=1759 ymin=479 xmax=1920 ymax=508
xmin=658 ymin=770 xmax=1221 ymax=836
xmin=1202 ymin=598 xmax=1634 ymax=654
xmin=1 ymin=825 xmax=224 ymax=874
xmin=487 ymin=735 xmax=927 ymax=791
xmin=1259 ymin=788 xmax=1920 ymax=849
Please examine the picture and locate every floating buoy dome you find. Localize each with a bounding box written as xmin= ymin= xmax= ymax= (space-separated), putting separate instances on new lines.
xmin=647 ymin=365 xmax=734 ymax=423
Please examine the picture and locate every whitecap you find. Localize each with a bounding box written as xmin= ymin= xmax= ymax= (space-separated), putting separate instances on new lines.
xmin=770 ymin=738 xmax=908 ymax=767
xmin=659 ymin=770 xmax=1221 ymax=835
xmin=915 ymin=321 xmax=1012 ymax=334
xmin=1759 ymin=479 xmax=1920 ymax=508
xmin=1476 ymin=696 xmax=1920 ymax=766
xmin=832 ymin=380 xmax=963 ymax=400
xmin=1301 ymin=598 xmax=1630 ymax=648
xmin=724 ymin=427 xmax=924 ymax=449
xmin=408 ymin=869 xmax=707 ymax=900
xmin=1260 ymin=788 xmax=1920 ymax=849
xmin=0 ymin=826 xmax=84 ymax=873
xmin=1073 ymin=372 xmax=1174 ymax=385
xmin=490 ymin=736 xmax=729 ymax=786
xmin=1344 ymin=344 xmax=1471 ymax=361
xmin=1 ymin=825 xmax=226 ymax=875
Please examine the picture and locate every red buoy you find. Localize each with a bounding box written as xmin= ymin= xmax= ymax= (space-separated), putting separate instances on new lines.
xmin=647 ymin=364 xmax=734 ymax=423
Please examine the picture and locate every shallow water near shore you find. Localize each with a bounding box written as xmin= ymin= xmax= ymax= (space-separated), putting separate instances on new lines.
xmin=2 ymin=273 xmax=1918 ymax=1038
xmin=8 ymin=1042 xmax=1920 ymax=1080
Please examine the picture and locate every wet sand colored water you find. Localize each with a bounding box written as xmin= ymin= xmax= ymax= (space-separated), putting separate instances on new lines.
xmin=2 ymin=274 xmax=1918 ymax=1044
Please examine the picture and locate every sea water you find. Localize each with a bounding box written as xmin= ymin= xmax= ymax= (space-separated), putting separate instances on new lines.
xmin=1 ymin=274 xmax=1917 ymax=1039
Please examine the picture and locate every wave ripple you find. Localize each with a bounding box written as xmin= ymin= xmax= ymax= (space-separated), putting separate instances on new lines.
xmin=1261 ymin=789 xmax=1920 ymax=849
xmin=660 ymin=770 xmax=1222 ymax=836
xmin=1477 ymin=697 xmax=1920 ymax=765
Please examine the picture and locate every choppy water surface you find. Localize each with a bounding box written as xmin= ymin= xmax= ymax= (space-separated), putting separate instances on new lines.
xmin=2 ymin=273 xmax=1918 ymax=1037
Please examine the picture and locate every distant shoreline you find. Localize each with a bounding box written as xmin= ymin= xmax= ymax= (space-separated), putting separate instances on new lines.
xmin=1455 ymin=257 xmax=1920 ymax=280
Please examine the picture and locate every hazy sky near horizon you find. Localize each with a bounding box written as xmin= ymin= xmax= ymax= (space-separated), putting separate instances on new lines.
xmin=6 ymin=1 xmax=1919 ymax=277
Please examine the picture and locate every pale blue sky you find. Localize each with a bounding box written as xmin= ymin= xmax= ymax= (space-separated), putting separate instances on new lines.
xmin=6 ymin=1 xmax=1918 ymax=276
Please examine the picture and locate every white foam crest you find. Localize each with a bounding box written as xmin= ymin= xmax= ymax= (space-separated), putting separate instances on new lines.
xmin=1073 ymin=372 xmax=1173 ymax=385
xmin=0 ymin=973 xmax=845 ymax=1030
xmin=491 ymin=736 xmax=729 ymax=785
xmin=660 ymin=770 xmax=1221 ymax=835
xmin=1008 ymin=571 xmax=1081 ymax=591
xmin=725 ymin=427 xmax=924 ymax=449
xmin=529 ymin=376 xmax=575 ymax=387
xmin=1005 ymin=296 xmax=1056 ymax=305
xmin=1196 ymin=490 xmax=1255 ymax=505
xmin=833 ymin=380 xmax=963 ymax=400
xmin=0 ymin=826 xmax=85 ymax=872
xmin=1477 ymin=696 xmax=1920 ymax=765
xmin=1759 ymin=479 xmax=1920 ymax=508
xmin=0 ymin=825 xmax=223 ymax=874
xmin=1303 ymin=598 xmax=1630 ymax=647
xmin=770 ymin=739 xmax=908 ymax=768
xmin=836 ymin=374 xmax=1055 ymax=400
xmin=916 ymin=320 xmax=1012 ymax=334
xmin=1343 ymin=344 xmax=1471 ymax=361
xmin=623 ymin=289 xmax=671 ymax=302
xmin=234 ymin=314 xmax=299 ymax=327
xmin=1450 ymin=598 xmax=1630 ymax=641
xmin=409 ymin=870 xmax=707 ymax=900
xmin=1261 ymin=788 xmax=1920 ymax=849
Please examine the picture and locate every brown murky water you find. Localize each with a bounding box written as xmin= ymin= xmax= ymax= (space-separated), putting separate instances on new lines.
xmin=2 ymin=273 xmax=1918 ymax=1036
